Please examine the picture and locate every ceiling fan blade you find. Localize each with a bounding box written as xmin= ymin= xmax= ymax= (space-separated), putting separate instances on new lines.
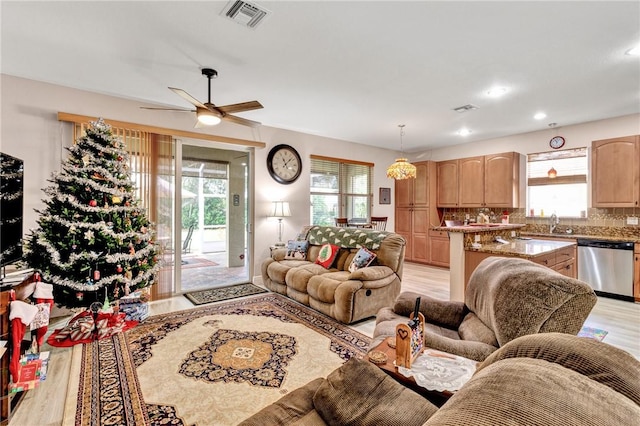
xmin=140 ymin=106 xmax=195 ymax=112
xmin=169 ymin=87 xmax=208 ymax=109
xmin=216 ymin=101 xmax=263 ymax=114
xmin=222 ymin=114 xmax=262 ymax=128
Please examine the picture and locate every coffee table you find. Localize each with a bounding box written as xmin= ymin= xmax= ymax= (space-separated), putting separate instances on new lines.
xmin=368 ymin=337 xmax=469 ymax=407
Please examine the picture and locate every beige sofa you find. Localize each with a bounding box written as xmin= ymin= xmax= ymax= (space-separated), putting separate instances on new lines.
xmin=239 ymin=333 xmax=640 ymax=426
xmin=261 ymin=225 xmax=406 ymax=324
xmin=372 ymin=256 xmax=598 ymax=361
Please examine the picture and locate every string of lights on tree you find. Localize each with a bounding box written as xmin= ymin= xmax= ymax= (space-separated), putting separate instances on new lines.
xmin=24 ymin=118 xmax=161 ymax=308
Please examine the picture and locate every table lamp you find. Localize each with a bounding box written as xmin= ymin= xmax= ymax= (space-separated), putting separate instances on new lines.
xmin=270 ymin=201 xmax=291 ymax=247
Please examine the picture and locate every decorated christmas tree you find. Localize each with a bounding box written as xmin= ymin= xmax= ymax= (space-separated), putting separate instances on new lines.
xmin=24 ymin=119 xmax=161 ymax=308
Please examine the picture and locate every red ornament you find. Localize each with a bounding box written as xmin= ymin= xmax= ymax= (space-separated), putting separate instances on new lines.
xmin=76 ymin=292 xmax=84 ymax=301
xmin=93 ymin=270 xmax=100 ymax=280
xmin=89 ymin=199 xmax=97 ymax=207
xmin=116 ymin=264 xmax=123 ymax=273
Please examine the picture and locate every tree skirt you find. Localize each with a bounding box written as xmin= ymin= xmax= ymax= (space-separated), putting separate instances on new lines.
xmin=184 ymin=283 xmax=267 ymax=305
xmin=65 ymin=294 xmax=372 ymax=425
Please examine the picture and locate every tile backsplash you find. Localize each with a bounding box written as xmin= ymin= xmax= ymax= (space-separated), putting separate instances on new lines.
xmin=442 ymin=207 xmax=640 ymax=240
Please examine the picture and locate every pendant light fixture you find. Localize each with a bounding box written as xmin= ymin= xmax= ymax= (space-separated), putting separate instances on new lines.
xmin=386 ymin=124 xmax=417 ymax=180
xmin=547 ymin=167 xmax=557 ymax=178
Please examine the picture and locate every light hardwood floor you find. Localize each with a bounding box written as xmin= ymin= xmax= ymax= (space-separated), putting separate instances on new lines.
xmin=10 ymin=262 xmax=640 ymax=425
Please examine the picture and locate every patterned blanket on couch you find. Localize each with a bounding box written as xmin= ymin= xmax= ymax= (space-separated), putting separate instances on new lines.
xmin=306 ymin=226 xmax=390 ymax=250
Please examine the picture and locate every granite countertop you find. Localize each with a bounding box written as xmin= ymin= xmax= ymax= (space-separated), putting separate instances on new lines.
xmin=521 ymin=231 xmax=639 ymax=243
xmin=433 ymin=223 xmax=526 ymax=233
xmin=465 ymin=238 xmax=575 ymax=259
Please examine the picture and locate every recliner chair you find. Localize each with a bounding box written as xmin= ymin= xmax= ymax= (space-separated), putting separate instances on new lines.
xmin=371 ymin=256 xmax=598 ymax=361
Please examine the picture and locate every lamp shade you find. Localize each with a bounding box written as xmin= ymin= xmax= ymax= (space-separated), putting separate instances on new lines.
xmin=387 ymin=158 xmax=417 ymax=180
xmin=547 ymin=167 xmax=557 ymax=178
xmin=270 ymin=201 xmax=291 ymax=217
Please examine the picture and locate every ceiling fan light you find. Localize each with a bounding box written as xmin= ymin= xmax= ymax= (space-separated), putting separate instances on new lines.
xmin=197 ymin=108 xmax=222 ymax=125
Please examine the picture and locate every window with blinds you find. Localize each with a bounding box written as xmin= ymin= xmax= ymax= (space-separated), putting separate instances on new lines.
xmin=527 ymin=148 xmax=587 ymax=217
xmin=310 ymin=156 xmax=373 ymax=225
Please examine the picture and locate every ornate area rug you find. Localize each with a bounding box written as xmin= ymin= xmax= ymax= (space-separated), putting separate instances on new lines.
xmin=66 ymin=294 xmax=372 ymax=425
xmin=184 ymin=283 xmax=267 ymax=305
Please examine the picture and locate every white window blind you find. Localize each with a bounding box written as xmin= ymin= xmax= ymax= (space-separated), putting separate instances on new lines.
xmin=310 ymin=156 xmax=373 ymax=225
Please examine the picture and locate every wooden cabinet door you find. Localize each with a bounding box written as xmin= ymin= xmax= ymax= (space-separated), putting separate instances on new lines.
xmin=395 ymin=207 xmax=413 ymax=260
xmin=459 ymin=156 xmax=484 ymax=207
xmin=411 ymin=208 xmax=430 ymax=263
xmin=413 ymin=162 xmax=430 ymax=207
xmin=395 ymin=178 xmax=413 ymax=208
xmin=484 ymin=152 xmax=519 ymax=207
xmin=437 ymin=160 xmax=458 ymax=207
xmin=592 ymin=136 xmax=640 ymax=207
xmin=429 ymin=230 xmax=450 ymax=267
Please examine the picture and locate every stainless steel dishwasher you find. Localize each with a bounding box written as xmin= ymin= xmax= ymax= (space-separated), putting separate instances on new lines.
xmin=577 ymin=238 xmax=634 ymax=301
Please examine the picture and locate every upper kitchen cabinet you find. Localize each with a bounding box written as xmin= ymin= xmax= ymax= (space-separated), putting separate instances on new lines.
xmin=396 ymin=162 xmax=430 ymax=208
xmin=592 ymin=136 xmax=640 ymax=207
xmin=438 ymin=152 xmax=523 ymax=208
xmin=484 ymin=152 xmax=522 ymax=207
xmin=436 ymin=160 xmax=459 ymax=207
xmin=458 ymin=156 xmax=485 ymax=207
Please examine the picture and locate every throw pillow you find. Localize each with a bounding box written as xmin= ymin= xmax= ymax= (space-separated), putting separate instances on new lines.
xmin=284 ymin=240 xmax=309 ymax=260
xmin=348 ymin=247 xmax=377 ymax=272
xmin=315 ymin=243 xmax=340 ymax=269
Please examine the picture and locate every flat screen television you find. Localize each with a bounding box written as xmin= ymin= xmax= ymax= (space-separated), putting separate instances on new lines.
xmin=0 ymin=152 xmax=24 ymax=267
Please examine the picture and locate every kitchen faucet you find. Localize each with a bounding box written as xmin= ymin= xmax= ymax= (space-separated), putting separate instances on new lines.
xmin=549 ymin=213 xmax=559 ymax=233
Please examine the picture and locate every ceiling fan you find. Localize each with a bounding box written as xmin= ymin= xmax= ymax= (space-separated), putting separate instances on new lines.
xmin=142 ymin=68 xmax=263 ymax=128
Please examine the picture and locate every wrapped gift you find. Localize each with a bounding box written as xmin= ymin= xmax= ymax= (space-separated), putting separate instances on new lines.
xmin=119 ymin=301 xmax=149 ymax=321
xmin=9 ymin=351 xmax=50 ymax=393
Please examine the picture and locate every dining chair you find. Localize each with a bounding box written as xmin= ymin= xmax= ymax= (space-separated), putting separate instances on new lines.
xmin=370 ymin=216 xmax=388 ymax=230
xmin=335 ymin=217 xmax=349 ymax=227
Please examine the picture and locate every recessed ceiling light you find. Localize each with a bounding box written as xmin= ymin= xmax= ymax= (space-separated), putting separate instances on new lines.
xmin=457 ymin=128 xmax=472 ymax=136
xmin=534 ymin=112 xmax=547 ymax=120
xmin=486 ymin=87 xmax=508 ymax=98
xmin=625 ymin=45 xmax=640 ymax=56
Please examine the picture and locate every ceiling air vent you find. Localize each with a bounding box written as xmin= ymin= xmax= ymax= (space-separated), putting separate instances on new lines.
xmin=453 ymin=104 xmax=479 ymax=113
xmin=221 ymin=0 xmax=271 ymax=29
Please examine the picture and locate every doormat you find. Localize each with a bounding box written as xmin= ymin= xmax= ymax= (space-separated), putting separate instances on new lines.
xmin=184 ymin=283 xmax=267 ymax=305
xmin=577 ymin=326 xmax=608 ymax=341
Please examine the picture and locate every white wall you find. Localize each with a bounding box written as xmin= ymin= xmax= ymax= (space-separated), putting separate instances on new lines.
xmin=411 ymin=113 xmax=640 ymax=162
xmin=0 ymin=74 xmax=398 ymax=282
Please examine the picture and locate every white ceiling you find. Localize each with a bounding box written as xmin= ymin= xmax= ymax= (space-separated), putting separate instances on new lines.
xmin=2 ymin=1 xmax=639 ymax=152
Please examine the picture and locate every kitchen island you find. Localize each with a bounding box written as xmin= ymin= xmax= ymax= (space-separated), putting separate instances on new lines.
xmin=433 ymin=223 xmax=576 ymax=301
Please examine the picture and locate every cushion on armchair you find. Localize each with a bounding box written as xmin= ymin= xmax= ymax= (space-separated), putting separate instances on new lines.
xmin=313 ymin=358 xmax=437 ymax=426
xmin=478 ymin=332 xmax=640 ymax=406
xmin=466 ymin=257 xmax=597 ymax=347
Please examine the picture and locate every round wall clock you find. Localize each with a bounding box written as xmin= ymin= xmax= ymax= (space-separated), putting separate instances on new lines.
xmin=267 ymin=144 xmax=302 ymax=184
xmin=549 ymin=136 xmax=565 ymax=149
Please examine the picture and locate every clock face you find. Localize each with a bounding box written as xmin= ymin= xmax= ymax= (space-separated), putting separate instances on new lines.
xmin=267 ymin=144 xmax=302 ymax=184
xmin=550 ymin=136 xmax=565 ymax=149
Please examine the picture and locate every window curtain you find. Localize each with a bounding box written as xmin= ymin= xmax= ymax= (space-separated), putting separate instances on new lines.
xmin=74 ymin=124 xmax=175 ymax=300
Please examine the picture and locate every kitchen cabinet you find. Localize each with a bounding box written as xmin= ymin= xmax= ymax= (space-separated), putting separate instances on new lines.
xmin=395 ymin=161 xmax=435 ymax=263
xmin=634 ymin=243 xmax=640 ymax=302
xmin=428 ymin=229 xmax=450 ymax=267
xmin=438 ymin=152 xmax=522 ymax=208
xmin=592 ymin=136 xmax=640 ymax=207
xmin=436 ymin=160 xmax=458 ymax=207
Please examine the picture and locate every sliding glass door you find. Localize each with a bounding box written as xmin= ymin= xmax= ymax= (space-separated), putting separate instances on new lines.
xmin=174 ymin=141 xmax=250 ymax=293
